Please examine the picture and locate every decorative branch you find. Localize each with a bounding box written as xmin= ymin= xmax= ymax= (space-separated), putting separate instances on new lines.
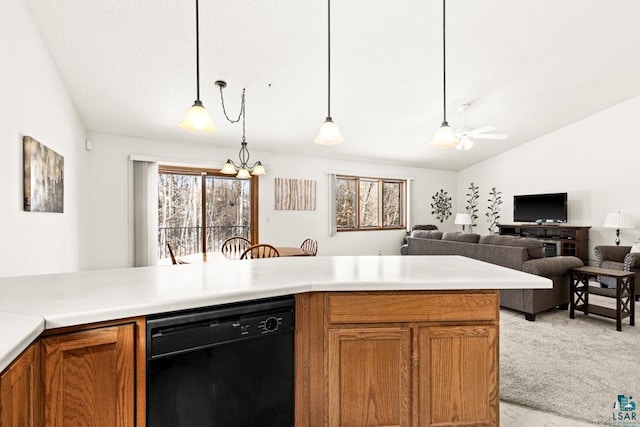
xmin=430 ymin=189 xmax=452 ymax=223
xmin=486 ymin=187 xmax=503 ymax=234
xmin=465 ymin=183 xmax=479 ymax=231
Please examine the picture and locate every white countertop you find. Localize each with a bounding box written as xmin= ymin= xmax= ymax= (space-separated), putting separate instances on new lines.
xmin=0 ymin=311 xmax=45 ymax=373
xmin=0 ymin=255 xmax=550 ymax=372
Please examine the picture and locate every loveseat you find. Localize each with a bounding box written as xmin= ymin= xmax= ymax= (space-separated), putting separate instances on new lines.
xmin=405 ymin=231 xmax=584 ymax=320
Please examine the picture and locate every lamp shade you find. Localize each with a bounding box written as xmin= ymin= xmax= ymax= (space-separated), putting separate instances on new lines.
xmin=314 ymin=118 xmax=345 ymax=145
xmin=430 ymin=123 xmax=459 ymax=148
xmin=236 ymin=168 xmax=251 ymax=179
xmin=220 ymin=160 xmax=237 ymax=175
xmin=251 ymin=162 xmax=267 ymax=176
xmin=603 ymin=212 xmax=634 ymax=229
xmin=179 ymin=102 xmax=217 ymax=133
xmin=454 ymin=213 xmax=472 ymax=225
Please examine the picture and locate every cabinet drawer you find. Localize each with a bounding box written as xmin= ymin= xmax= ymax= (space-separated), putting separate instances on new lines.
xmin=328 ymin=291 xmax=498 ymax=324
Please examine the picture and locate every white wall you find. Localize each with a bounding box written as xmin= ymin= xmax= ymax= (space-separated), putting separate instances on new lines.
xmin=0 ymin=0 xmax=86 ymax=277
xmin=457 ymin=95 xmax=640 ymax=264
xmin=83 ymin=132 xmax=458 ymax=270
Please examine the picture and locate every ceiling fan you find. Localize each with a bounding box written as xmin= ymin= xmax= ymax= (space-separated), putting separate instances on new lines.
xmin=455 ymin=103 xmax=507 ymax=150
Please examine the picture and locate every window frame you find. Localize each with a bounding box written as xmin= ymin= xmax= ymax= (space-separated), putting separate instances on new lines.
xmin=158 ymin=165 xmax=259 ymax=253
xmin=335 ymin=174 xmax=406 ymax=232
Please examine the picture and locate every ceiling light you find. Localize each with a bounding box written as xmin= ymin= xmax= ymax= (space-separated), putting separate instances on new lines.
xmin=430 ymin=0 xmax=458 ymax=149
xmin=216 ymin=81 xmax=266 ymax=179
xmin=314 ymin=0 xmax=344 ymax=145
xmin=179 ymin=0 xmax=217 ymax=133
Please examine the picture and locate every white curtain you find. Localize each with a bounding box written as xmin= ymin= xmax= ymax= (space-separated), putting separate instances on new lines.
xmin=132 ymin=160 xmax=158 ymax=267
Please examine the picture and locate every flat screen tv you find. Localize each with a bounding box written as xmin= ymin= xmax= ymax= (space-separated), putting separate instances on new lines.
xmin=513 ymin=192 xmax=567 ymax=223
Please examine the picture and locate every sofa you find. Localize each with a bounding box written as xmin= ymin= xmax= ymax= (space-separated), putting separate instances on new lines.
xmin=594 ymin=245 xmax=640 ymax=301
xmin=405 ymin=231 xmax=584 ymax=321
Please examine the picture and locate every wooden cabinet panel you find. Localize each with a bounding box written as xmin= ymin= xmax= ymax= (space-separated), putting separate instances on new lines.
xmin=328 ymin=327 xmax=410 ymax=427
xmin=418 ymin=325 xmax=498 ymax=426
xmin=41 ymin=324 xmax=135 ymax=427
xmin=0 ymin=343 xmax=41 ymax=427
xmin=328 ymin=292 xmax=498 ymax=324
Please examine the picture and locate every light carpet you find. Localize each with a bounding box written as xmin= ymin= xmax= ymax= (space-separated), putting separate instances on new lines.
xmin=500 ymin=293 xmax=639 ymax=426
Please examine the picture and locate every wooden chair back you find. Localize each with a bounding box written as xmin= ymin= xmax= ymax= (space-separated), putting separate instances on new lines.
xmin=167 ymin=243 xmax=188 ymax=264
xmin=221 ymin=236 xmax=251 ymax=259
xmin=300 ymin=237 xmax=318 ymax=256
xmin=240 ymin=244 xmax=280 ymax=260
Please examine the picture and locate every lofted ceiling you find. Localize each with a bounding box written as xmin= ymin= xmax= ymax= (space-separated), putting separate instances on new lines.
xmin=23 ymin=0 xmax=640 ymax=171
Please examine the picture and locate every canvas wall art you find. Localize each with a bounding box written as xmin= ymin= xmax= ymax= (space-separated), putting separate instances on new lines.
xmin=23 ymin=136 xmax=64 ymax=212
xmin=274 ymin=178 xmax=316 ymax=210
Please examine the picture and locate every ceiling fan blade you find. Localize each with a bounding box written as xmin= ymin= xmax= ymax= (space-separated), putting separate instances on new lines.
xmin=475 ymin=133 xmax=508 ymax=140
xmin=468 ymin=126 xmax=497 ymax=136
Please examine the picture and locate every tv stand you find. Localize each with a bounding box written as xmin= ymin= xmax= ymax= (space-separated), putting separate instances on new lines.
xmin=498 ymin=224 xmax=591 ymax=264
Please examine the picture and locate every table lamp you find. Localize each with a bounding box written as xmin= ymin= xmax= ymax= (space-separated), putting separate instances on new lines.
xmin=454 ymin=213 xmax=473 ymax=233
xmin=603 ymin=212 xmax=634 ymax=246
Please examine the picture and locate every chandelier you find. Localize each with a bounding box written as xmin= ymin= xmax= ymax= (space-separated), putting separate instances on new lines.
xmin=216 ymin=81 xmax=266 ymax=179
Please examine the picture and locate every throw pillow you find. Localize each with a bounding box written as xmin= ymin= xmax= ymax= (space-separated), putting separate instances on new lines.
xmin=631 ymin=241 xmax=640 ymax=254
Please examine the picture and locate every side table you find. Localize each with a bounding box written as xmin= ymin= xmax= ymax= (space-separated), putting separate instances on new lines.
xmin=570 ymin=266 xmax=635 ymax=331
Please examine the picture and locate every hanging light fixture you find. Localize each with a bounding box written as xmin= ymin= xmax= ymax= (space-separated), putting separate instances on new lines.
xmin=314 ymin=0 xmax=345 ymax=145
xmin=217 ymin=81 xmax=266 ymax=179
xmin=429 ymin=0 xmax=458 ymax=148
xmin=179 ymin=0 xmax=217 ymax=133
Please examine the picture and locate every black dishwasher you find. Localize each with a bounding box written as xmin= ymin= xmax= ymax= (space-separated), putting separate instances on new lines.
xmin=146 ymin=295 xmax=295 ymax=427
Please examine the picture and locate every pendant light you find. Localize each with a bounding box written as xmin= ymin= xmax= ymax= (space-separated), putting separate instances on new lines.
xmin=314 ymin=0 xmax=345 ymax=145
xmin=217 ymin=81 xmax=266 ymax=179
xmin=179 ymin=0 xmax=217 ymax=133
xmin=429 ymin=0 xmax=458 ymax=148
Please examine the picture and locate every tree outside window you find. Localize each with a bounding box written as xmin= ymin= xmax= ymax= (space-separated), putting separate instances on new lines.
xmin=336 ymin=175 xmax=405 ymax=231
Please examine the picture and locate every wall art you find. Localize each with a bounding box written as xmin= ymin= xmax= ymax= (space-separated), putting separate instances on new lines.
xmin=274 ymin=178 xmax=316 ymax=210
xmin=430 ymin=189 xmax=452 ymax=222
xmin=486 ymin=187 xmax=502 ymax=234
xmin=23 ymin=136 xmax=64 ymax=212
xmin=465 ymin=182 xmax=479 ymax=231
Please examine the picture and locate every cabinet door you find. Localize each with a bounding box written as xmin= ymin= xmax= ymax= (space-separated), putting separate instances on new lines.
xmin=0 ymin=343 xmax=41 ymax=427
xmin=328 ymin=327 xmax=410 ymax=427
xmin=41 ymin=324 xmax=135 ymax=427
xmin=418 ymin=325 xmax=498 ymax=427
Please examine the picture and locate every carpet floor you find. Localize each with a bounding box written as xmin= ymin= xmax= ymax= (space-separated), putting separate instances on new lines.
xmin=500 ymin=293 xmax=639 ymax=426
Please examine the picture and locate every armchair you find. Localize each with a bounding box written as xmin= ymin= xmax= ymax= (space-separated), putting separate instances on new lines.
xmin=594 ymin=245 xmax=640 ymax=300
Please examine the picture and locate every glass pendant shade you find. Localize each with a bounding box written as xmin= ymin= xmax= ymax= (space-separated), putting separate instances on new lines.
xmin=430 ymin=122 xmax=459 ymax=148
xmin=456 ymin=137 xmax=474 ymax=151
xmin=179 ymin=101 xmax=217 ymax=133
xmin=251 ymin=162 xmax=267 ymax=176
xmin=220 ymin=160 xmax=237 ymax=174
xmin=314 ymin=118 xmax=345 ymax=145
xmin=236 ymin=168 xmax=251 ymax=179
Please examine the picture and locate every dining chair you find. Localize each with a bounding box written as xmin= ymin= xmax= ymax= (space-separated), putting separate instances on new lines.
xmin=221 ymin=236 xmax=251 ymax=259
xmin=300 ymin=237 xmax=318 ymax=256
xmin=167 ymin=243 xmax=188 ymax=265
xmin=240 ymin=244 xmax=280 ymax=259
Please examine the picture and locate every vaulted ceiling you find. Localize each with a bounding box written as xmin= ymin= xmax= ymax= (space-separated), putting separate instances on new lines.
xmin=24 ymin=0 xmax=640 ymax=170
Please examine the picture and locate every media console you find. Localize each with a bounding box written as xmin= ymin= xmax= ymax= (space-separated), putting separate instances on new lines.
xmin=498 ymin=224 xmax=591 ymax=264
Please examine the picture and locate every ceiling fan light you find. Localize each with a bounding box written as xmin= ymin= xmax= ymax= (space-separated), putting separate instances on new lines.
xmin=430 ymin=122 xmax=459 ymax=148
xmin=179 ymin=101 xmax=217 ymax=133
xmin=251 ymin=162 xmax=267 ymax=176
xmin=314 ymin=117 xmax=345 ymax=145
xmin=236 ymin=168 xmax=251 ymax=179
xmin=220 ymin=160 xmax=237 ymax=174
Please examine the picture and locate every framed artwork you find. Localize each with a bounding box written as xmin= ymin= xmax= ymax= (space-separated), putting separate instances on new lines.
xmin=274 ymin=178 xmax=316 ymax=210
xmin=23 ymin=136 xmax=64 ymax=212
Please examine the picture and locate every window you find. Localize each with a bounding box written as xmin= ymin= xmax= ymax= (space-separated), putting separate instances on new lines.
xmin=335 ymin=175 xmax=406 ymax=231
xmin=157 ymin=166 xmax=258 ymax=260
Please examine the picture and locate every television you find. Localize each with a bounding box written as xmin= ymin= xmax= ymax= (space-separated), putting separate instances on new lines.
xmin=513 ymin=192 xmax=567 ymax=223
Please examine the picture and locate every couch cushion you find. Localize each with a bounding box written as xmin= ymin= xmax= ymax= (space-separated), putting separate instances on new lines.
xmin=411 ymin=230 xmax=443 ymax=240
xmin=442 ymin=232 xmax=480 ymax=243
xmin=479 ymin=235 xmax=544 ymax=259
xmin=412 ymin=224 xmax=439 ymax=231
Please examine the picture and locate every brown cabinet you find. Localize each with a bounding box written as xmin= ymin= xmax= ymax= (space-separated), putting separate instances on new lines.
xmin=0 ymin=343 xmax=41 ymax=427
xmin=295 ymin=291 xmax=500 ymax=427
xmin=40 ymin=324 xmax=136 ymax=427
xmin=498 ymin=224 xmax=591 ymax=264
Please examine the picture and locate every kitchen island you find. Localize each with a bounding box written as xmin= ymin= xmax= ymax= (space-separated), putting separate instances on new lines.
xmin=0 ymin=255 xmax=550 ymax=426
